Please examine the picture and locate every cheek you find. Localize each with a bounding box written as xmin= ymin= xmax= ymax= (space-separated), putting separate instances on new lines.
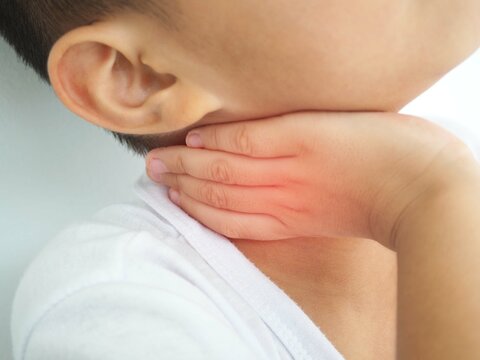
xmin=175 ymin=5 xmax=315 ymax=108
xmin=176 ymin=0 xmax=408 ymax=113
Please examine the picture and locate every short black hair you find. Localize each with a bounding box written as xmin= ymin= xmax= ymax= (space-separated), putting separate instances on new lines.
xmin=0 ymin=0 xmax=175 ymax=156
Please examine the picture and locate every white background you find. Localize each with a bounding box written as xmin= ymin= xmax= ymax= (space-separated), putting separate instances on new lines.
xmin=0 ymin=39 xmax=144 ymax=360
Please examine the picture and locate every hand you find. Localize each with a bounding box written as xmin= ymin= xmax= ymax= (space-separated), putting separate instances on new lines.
xmin=146 ymin=111 xmax=473 ymax=249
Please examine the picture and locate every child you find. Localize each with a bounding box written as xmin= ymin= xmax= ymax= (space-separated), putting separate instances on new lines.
xmin=1 ymin=1 xmax=479 ymax=359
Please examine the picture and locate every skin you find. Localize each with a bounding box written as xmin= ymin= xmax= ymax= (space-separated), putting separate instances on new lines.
xmin=45 ymin=0 xmax=480 ymax=358
xmin=145 ymin=111 xmax=474 ymax=359
xmin=145 ymin=114 xmax=480 ymax=359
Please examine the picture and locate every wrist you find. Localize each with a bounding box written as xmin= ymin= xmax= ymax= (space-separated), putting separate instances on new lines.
xmin=372 ymin=142 xmax=480 ymax=250
xmin=394 ymin=176 xmax=480 ymax=249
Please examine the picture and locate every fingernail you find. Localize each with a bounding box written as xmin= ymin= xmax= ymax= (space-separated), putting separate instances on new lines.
xmin=169 ymin=188 xmax=180 ymax=205
xmin=186 ymin=132 xmax=203 ymax=148
xmin=149 ymin=159 xmax=168 ymax=181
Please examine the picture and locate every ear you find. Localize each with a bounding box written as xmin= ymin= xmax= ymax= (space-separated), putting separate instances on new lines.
xmin=47 ymin=20 xmax=221 ymax=135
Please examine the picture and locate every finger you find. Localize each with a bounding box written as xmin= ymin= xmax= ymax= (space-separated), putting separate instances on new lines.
xmin=159 ymin=173 xmax=290 ymax=214
xmin=185 ymin=115 xmax=311 ymax=157
xmin=147 ymin=146 xmax=297 ymax=186
xmin=168 ymin=188 xmax=288 ymax=241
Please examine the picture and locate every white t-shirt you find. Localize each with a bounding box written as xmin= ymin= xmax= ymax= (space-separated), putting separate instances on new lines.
xmin=11 ymin=48 xmax=480 ymax=360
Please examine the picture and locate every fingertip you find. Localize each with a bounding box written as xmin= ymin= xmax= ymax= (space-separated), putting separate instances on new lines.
xmin=169 ymin=188 xmax=181 ymax=205
xmin=186 ymin=132 xmax=204 ymax=148
xmin=145 ymin=149 xmax=163 ymax=163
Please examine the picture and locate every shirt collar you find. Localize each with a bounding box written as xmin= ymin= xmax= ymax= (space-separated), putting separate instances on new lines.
xmin=133 ymin=173 xmax=345 ymax=360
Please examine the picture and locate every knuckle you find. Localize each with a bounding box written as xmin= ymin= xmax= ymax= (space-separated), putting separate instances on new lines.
xmin=208 ymin=159 xmax=232 ymax=183
xmin=200 ymin=182 xmax=229 ymax=208
xmin=272 ymin=217 xmax=290 ymax=239
xmin=234 ymin=124 xmax=254 ymax=155
xmin=175 ymin=155 xmax=187 ymax=173
xmin=212 ymin=126 xmax=221 ymax=149
xmin=275 ymin=192 xmax=310 ymax=217
xmin=173 ymin=175 xmax=183 ymax=190
xmin=269 ymin=186 xmax=300 ymax=213
xmin=220 ymin=221 xmax=243 ymax=239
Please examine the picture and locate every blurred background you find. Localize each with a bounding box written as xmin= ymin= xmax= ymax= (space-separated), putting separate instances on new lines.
xmin=0 ymin=39 xmax=144 ymax=359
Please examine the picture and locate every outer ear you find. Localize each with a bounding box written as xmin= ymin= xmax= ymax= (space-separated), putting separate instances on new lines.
xmin=47 ymin=22 xmax=221 ymax=135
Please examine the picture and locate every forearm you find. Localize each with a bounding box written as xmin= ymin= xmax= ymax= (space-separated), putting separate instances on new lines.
xmin=395 ymin=177 xmax=480 ymax=359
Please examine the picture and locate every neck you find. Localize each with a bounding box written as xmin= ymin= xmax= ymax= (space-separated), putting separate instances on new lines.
xmin=231 ymin=236 xmax=396 ymax=301
xmin=231 ymin=236 xmax=398 ymax=359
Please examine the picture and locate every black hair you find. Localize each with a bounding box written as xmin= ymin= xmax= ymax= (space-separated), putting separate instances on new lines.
xmin=0 ymin=0 xmax=174 ymax=156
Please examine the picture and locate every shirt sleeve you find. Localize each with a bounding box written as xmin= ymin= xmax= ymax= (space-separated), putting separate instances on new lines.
xmin=22 ymin=282 xmax=257 ymax=360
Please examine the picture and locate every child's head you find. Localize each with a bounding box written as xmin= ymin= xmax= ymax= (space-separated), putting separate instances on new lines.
xmin=0 ymin=0 xmax=465 ymax=155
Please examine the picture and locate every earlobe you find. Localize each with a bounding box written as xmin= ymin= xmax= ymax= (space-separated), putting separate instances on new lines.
xmin=47 ymin=21 xmax=222 ymax=135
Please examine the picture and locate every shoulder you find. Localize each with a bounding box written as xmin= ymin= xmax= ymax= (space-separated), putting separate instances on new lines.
xmin=11 ymin=201 xmax=256 ymax=360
